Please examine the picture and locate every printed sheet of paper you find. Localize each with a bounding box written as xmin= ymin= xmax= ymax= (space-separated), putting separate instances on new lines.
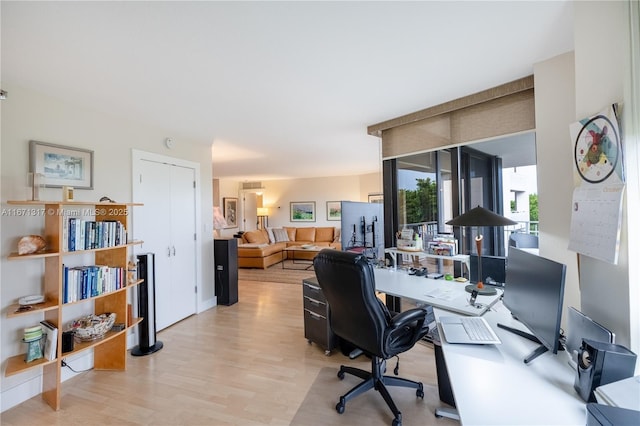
xmin=568 ymin=184 xmax=624 ymax=264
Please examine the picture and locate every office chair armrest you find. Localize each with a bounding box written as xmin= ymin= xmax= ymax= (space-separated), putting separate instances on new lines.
xmin=384 ymin=307 xmax=430 ymax=356
xmin=389 ymin=307 xmax=428 ymax=329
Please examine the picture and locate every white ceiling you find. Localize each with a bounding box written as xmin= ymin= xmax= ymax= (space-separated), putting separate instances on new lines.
xmin=1 ymin=1 xmax=573 ymax=181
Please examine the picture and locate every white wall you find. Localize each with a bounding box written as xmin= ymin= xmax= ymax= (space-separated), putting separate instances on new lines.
xmin=573 ymin=1 xmax=636 ymax=354
xmin=533 ymin=51 xmax=580 ymax=326
xmin=533 ymin=1 xmax=637 ymax=357
xmin=359 ymin=172 xmax=383 ymax=202
xmin=215 ymin=172 xmax=382 ymax=239
xmin=0 ymin=83 xmax=215 ymax=411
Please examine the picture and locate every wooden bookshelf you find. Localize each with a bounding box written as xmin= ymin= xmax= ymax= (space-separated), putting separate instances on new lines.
xmin=3 ymin=201 xmax=144 ymax=410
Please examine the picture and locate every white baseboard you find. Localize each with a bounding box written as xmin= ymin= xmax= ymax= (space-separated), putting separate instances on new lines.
xmin=1 ymin=374 xmax=42 ymax=412
xmin=0 ymin=350 xmax=93 ymax=413
xmin=199 ymin=296 xmax=217 ymax=313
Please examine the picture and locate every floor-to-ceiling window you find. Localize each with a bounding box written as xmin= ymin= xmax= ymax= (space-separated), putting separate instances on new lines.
xmin=396 ymin=151 xmax=438 ymax=236
xmin=383 ymin=135 xmax=536 ymax=263
xmin=458 ymin=146 xmax=505 ymax=257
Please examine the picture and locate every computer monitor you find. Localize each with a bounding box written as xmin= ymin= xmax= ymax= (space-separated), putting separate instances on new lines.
xmin=500 ymin=248 xmax=567 ymax=364
xmin=469 ymin=254 xmax=506 ymax=286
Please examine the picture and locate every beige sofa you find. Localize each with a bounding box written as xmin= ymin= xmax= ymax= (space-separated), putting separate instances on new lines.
xmin=237 ymin=226 xmax=341 ymax=269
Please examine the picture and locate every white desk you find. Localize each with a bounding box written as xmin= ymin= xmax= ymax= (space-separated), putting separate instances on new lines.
xmin=434 ymin=304 xmax=586 ymax=425
xmin=373 ymin=268 xmax=586 ymax=425
xmin=374 ymin=268 xmax=500 ymax=316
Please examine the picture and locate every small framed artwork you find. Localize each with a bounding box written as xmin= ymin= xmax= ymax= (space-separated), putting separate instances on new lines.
xmin=29 ymin=140 xmax=94 ymax=189
xmin=290 ymin=201 xmax=315 ymax=222
xmin=368 ymin=193 xmax=384 ymax=203
xmin=326 ymin=201 xmax=341 ymax=221
xmin=223 ymin=197 xmax=238 ymax=228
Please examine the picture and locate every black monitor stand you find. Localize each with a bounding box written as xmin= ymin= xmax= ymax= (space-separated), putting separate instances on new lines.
xmin=496 ymin=323 xmax=564 ymax=364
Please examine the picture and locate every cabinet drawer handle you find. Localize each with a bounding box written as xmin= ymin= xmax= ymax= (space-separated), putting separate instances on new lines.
xmin=303 ymin=283 xmax=320 ymax=291
xmin=304 ymin=296 xmax=324 ymax=307
xmin=305 ymin=309 xmax=324 ymax=320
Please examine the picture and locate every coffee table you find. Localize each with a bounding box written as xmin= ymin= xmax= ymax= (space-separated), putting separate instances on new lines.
xmin=282 ymin=245 xmax=324 ymax=270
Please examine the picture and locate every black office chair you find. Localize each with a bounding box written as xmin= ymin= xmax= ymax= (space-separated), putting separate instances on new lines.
xmin=313 ymin=249 xmax=430 ymax=426
xmin=508 ymin=232 xmax=539 ymax=248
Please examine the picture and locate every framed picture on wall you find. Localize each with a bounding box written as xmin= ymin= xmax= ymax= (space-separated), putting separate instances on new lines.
xmin=223 ymin=197 xmax=238 ymax=228
xmin=290 ymin=201 xmax=315 ymax=222
xmin=29 ymin=140 xmax=94 ymax=189
xmin=326 ymin=201 xmax=341 ymax=221
xmin=368 ymin=193 xmax=383 ymax=203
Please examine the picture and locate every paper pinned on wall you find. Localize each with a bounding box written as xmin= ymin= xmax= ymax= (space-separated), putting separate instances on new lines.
xmin=568 ymin=104 xmax=625 ymax=264
xmin=568 ymin=184 xmax=624 ymax=264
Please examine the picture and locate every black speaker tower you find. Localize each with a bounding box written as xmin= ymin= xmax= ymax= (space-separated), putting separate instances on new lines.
xmin=132 ymin=253 xmax=164 ymax=356
xmin=214 ymin=239 xmax=238 ymax=305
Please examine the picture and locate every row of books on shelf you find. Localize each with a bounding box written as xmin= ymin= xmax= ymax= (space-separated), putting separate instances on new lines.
xmin=63 ymin=218 xmax=127 ymax=252
xmin=63 ymin=265 xmax=125 ymax=304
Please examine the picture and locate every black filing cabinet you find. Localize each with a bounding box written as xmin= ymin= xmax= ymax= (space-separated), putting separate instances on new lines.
xmin=302 ymin=277 xmax=337 ymax=355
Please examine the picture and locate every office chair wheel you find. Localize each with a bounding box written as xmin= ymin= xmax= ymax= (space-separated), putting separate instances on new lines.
xmin=392 ymin=417 xmax=402 ymax=426
xmin=336 ymin=399 xmax=345 ymax=414
xmin=416 ymin=382 xmax=424 ymax=398
xmin=337 ymin=369 xmax=345 ymax=380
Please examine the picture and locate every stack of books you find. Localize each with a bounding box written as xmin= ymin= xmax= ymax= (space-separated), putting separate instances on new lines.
xmin=427 ymin=234 xmax=458 ymax=256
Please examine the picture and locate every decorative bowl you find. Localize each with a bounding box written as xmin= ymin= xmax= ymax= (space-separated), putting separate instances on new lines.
xmin=68 ymin=313 xmax=116 ymax=342
xmin=301 ymin=244 xmax=314 ymax=249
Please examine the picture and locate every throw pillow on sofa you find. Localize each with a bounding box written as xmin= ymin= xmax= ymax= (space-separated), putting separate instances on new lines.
xmin=266 ymin=227 xmax=276 ymax=243
xmin=272 ymin=228 xmax=290 ymax=242
xmin=244 ymin=229 xmax=269 ymax=244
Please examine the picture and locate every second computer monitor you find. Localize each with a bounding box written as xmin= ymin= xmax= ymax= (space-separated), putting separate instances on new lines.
xmin=565 ymin=306 xmax=614 ymax=369
xmin=469 ymin=254 xmax=507 ymax=285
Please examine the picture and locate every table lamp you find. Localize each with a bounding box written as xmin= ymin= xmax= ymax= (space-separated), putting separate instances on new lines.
xmin=213 ymin=206 xmax=228 ymax=238
xmin=446 ymin=206 xmax=516 ymax=295
xmin=256 ymin=207 xmax=269 ymax=229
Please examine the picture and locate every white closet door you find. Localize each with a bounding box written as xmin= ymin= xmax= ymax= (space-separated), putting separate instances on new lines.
xmin=168 ymin=165 xmax=197 ymax=325
xmin=136 ymin=159 xmax=197 ymax=331
xmin=137 ymin=160 xmax=172 ymax=330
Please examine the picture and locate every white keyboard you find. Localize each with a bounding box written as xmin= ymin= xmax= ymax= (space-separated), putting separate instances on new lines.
xmin=461 ymin=317 xmax=497 ymax=342
xmin=439 ymin=316 xmax=501 ymax=345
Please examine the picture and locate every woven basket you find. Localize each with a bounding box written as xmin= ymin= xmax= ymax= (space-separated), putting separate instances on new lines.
xmin=68 ymin=313 xmax=116 ymax=341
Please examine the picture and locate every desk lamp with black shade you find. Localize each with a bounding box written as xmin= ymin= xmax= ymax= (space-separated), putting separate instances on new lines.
xmin=446 ymin=206 xmax=516 ymax=295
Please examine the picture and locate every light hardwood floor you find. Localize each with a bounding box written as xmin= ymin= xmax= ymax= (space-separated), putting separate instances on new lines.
xmin=1 ymin=279 xmax=446 ymax=425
